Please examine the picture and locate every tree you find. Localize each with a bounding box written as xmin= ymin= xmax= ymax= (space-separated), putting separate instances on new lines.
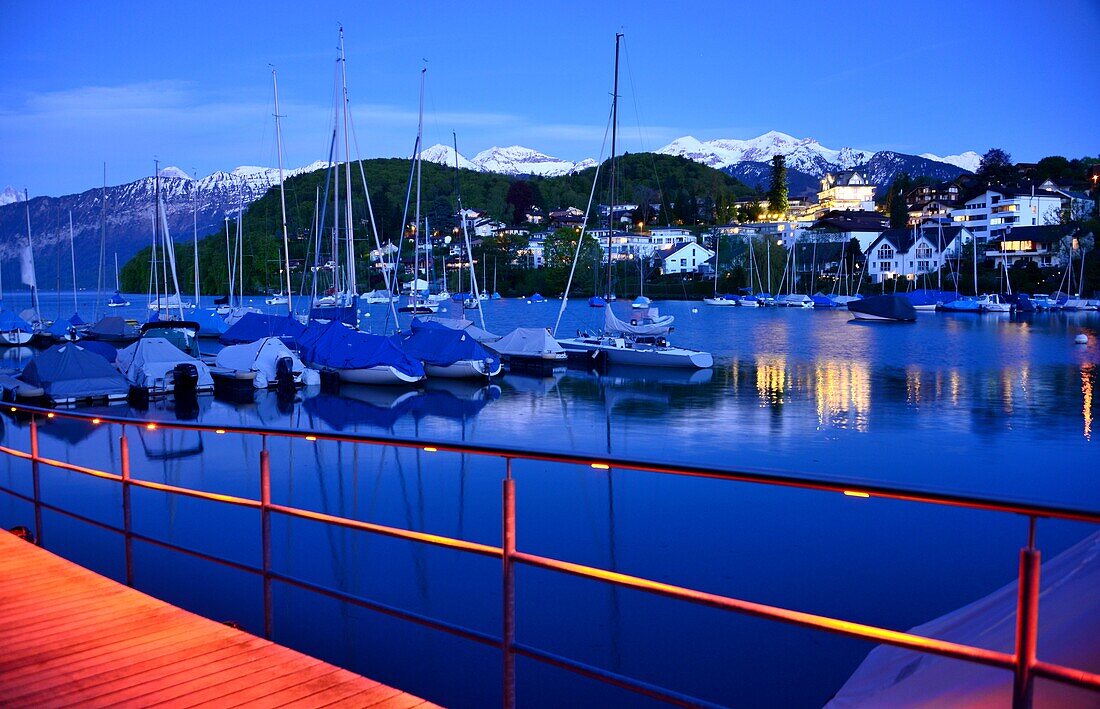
xmin=542 ymin=227 xmax=602 ymax=295
xmin=978 ymin=148 xmax=1014 ymax=185
xmin=888 ymin=172 xmax=912 ymax=229
xmin=505 ymin=180 xmax=538 ymax=226
xmin=766 ymin=154 xmax=789 ymax=217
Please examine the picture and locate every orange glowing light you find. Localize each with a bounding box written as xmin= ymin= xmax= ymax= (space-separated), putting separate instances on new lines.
xmin=91 ymin=418 xmax=101 ymax=424
xmin=591 ymin=463 xmax=610 ymax=470
xmin=844 ymin=490 xmax=870 ymax=498
xmin=9 ymin=407 xmax=16 ymax=412
xmin=424 ymin=447 xmax=438 ymax=452
xmin=146 ymin=423 xmax=157 ymax=431
xmin=215 ymin=429 xmax=226 ymax=434
xmin=305 ymin=435 xmax=317 ymax=441
xmin=47 ymin=413 xmax=55 ymax=418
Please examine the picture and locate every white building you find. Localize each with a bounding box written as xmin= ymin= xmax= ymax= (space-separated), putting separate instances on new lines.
xmin=659 ymin=242 xmax=714 ymax=276
xmin=864 ymin=226 xmax=969 ymax=283
xmin=589 ymin=228 xmax=695 ymax=261
xmin=949 ymin=188 xmax=1062 ymax=243
xmin=984 ymin=224 xmax=1085 ymax=269
xmin=812 ymin=171 xmax=877 ymax=218
xmin=712 ymin=221 xmax=810 ymax=248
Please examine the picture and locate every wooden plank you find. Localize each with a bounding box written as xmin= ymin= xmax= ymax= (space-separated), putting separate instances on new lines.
xmin=0 ymin=531 xmax=432 ymax=708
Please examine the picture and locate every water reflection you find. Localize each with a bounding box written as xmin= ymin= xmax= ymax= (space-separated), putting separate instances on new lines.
xmin=1084 ymin=363 xmax=1095 ymax=442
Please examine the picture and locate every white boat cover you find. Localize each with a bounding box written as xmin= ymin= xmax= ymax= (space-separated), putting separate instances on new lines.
xmin=828 ymin=530 xmax=1100 ymax=707
xmin=215 ymin=336 xmax=320 ymax=388
xmin=490 ymin=328 xmax=566 ymax=357
xmin=604 ymin=307 xmax=674 ymax=336
xmin=115 ymin=337 xmax=214 ymax=390
xmin=223 ymin=306 xmax=263 ymax=328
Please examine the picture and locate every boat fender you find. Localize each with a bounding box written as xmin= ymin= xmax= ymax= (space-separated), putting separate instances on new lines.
xmin=1076 ymin=334 xmax=1089 ymax=345
xmin=8 ymin=525 xmax=35 ymax=544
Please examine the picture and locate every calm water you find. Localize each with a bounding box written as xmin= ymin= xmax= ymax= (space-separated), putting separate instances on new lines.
xmin=0 ymin=291 xmax=1097 ymax=707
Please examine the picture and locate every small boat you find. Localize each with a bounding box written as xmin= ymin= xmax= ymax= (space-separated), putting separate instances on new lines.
xmin=488 ymin=327 xmax=567 ymax=372
xmin=556 ymin=308 xmax=713 ymax=369
xmin=754 ymin=292 xmax=777 ymax=306
xmin=18 ymin=343 xmax=130 ymax=406
xmin=84 ymin=315 xmax=140 ymax=344
xmin=848 ymin=294 xmax=917 ymax=322
xmin=265 ymin=293 xmax=289 ymax=306
xmin=631 ymin=296 xmax=652 ymax=310
xmin=1003 ymin=293 xmax=1035 ymax=313
xmin=0 ymin=308 xmax=35 ymax=346
xmin=462 ymin=297 xmax=480 ymax=310
xmin=391 ymin=320 xmax=502 ymax=379
xmin=702 ymin=295 xmax=739 ymax=306
xmin=903 ymin=289 xmax=945 ymax=312
xmin=832 ymin=295 xmax=862 ymax=306
xmin=527 ymin=293 xmax=547 ymax=304
xmin=116 ymin=337 xmax=215 ymax=397
xmin=107 ymin=291 xmax=130 ymax=308
xmin=428 ymin=291 xmax=451 ymax=303
xmin=588 ymin=296 xmax=607 ymax=308
xmin=148 ymin=294 xmax=194 ymax=312
xmin=738 ymin=294 xmax=760 ymax=307
xmin=1030 ymin=293 xmax=1059 ymax=310
xmin=976 ymin=293 xmax=1013 ymax=313
xmin=778 ymin=294 xmax=814 ymax=308
xmin=939 ymin=297 xmax=982 ymax=312
xmin=398 ymin=296 xmax=439 ymax=314
xmin=491 ymin=292 xmax=502 ymax=300
xmin=214 ymin=336 xmax=320 ymax=389
xmin=298 ymin=320 xmax=425 ymax=385
xmin=811 ymin=294 xmax=839 ymax=308
xmin=362 ymin=289 xmax=398 ymax=304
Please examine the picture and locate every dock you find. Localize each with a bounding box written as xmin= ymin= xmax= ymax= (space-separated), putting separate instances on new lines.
xmin=0 ymin=530 xmax=435 ymax=708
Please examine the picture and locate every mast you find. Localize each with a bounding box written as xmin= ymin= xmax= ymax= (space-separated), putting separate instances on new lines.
xmin=454 ymin=132 xmax=487 ymax=329
xmin=972 ymin=231 xmax=978 ymax=296
xmin=115 ymin=253 xmax=121 ymax=291
xmin=68 ymin=211 xmax=78 ymax=314
xmin=338 ymin=27 xmax=356 ymax=297
xmin=23 ymin=191 xmax=40 ymax=322
xmin=606 ymin=33 xmax=622 ymax=301
xmin=96 ymin=163 xmax=107 ymax=318
xmin=414 ymin=67 xmax=425 ymax=304
xmin=937 ymin=221 xmax=943 ymax=291
xmin=712 ymin=233 xmax=720 ymax=296
xmin=224 ymin=217 xmax=233 ymax=305
xmin=192 ymin=176 xmax=200 ymax=305
xmin=272 ymin=67 xmax=294 ymax=314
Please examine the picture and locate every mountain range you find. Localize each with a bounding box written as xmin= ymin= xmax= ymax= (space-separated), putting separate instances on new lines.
xmin=0 ymin=131 xmax=978 ymax=289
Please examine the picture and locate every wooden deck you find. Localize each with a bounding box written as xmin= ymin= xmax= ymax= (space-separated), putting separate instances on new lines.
xmin=0 ymin=530 xmax=437 ymax=708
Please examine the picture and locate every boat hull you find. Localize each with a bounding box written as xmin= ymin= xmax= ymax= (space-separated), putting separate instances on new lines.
xmin=557 ymin=338 xmax=713 ymax=369
xmin=702 ymin=298 xmax=738 ymax=306
xmin=425 ymin=359 xmax=502 ymax=379
xmin=0 ymin=331 xmax=34 ymax=346
xmin=337 ymin=366 xmax=424 ymax=386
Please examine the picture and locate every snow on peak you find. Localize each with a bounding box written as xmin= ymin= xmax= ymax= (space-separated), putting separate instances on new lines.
xmin=158 ymin=166 xmax=192 ymax=180
xmin=471 ymin=145 xmax=579 ymax=176
xmin=920 ymin=151 xmax=981 ymax=173
xmin=657 ymin=132 xmax=874 ymax=176
xmin=571 ymin=158 xmax=598 ymax=173
xmin=420 ymin=144 xmax=477 ymax=171
xmin=0 ymin=186 xmax=22 ymax=205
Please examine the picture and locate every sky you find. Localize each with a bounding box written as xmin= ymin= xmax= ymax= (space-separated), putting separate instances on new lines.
xmin=1 ymin=0 xmax=1099 ymax=196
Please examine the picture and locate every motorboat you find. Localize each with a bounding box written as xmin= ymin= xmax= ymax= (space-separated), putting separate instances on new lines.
xmin=362 ymin=289 xmax=398 ymax=304
xmin=903 ymin=289 xmax=948 ymax=311
xmin=976 ymin=294 xmax=1013 ymax=313
xmin=107 ymin=291 xmax=130 ymax=308
xmin=297 ymin=320 xmax=425 ymax=385
xmin=939 ymin=296 xmax=982 ymax=313
xmin=848 ymin=294 xmax=917 ymax=322
xmin=488 ymin=327 xmax=567 ymax=372
xmin=778 ymin=294 xmax=814 ymax=308
xmin=462 ymin=297 xmax=480 ymax=310
xmin=148 ymin=294 xmax=195 ymax=312
xmin=428 ymin=291 xmax=451 ymax=303
xmin=1030 ymin=293 xmax=1060 ymax=310
xmin=18 ymin=343 xmax=130 ymax=406
xmin=632 ymin=296 xmax=652 ymax=309
xmin=399 ymin=297 xmax=439 ymax=314
xmin=556 ymin=307 xmax=713 ymax=369
xmin=0 ymin=308 xmax=36 ymax=346
xmin=214 ymin=336 xmax=320 ymax=389
xmin=737 ymin=294 xmax=760 ymax=307
xmin=265 ymin=293 xmax=289 ymax=306
xmin=754 ymin=292 xmax=777 ymax=306
xmin=702 ymin=295 xmax=739 ymax=306
xmin=83 ymin=316 xmax=140 ymax=344
xmin=116 ymin=337 xmax=215 ymax=397
xmin=391 ymin=320 xmax=502 ymax=379
xmin=589 ymin=296 xmax=607 ymax=308
xmin=811 ymin=294 xmax=840 ymax=308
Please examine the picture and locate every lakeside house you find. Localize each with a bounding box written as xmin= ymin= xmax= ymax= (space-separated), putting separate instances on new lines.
xmin=864 ymin=226 xmax=968 ymax=283
xmin=949 ymin=187 xmax=1063 ymax=242
xmin=807 ymin=210 xmax=889 ymax=251
xmin=809 ymin=171 xmax=877 ymax=219
xmin=657 ymin=241 xmax=714 ymax=276
xmin=983 ymin=224 xmax=1091 ymax=269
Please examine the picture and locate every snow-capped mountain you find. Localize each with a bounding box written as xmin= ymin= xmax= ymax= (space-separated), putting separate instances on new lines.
xmin=919 ymin=151 xmax=981 ymax=173
xmin=419 ymin=143 xmax=594 ymax=176
xmin=657 ymin=131 xmax=874 ymax=177
xmin=0 ymin=161 xmax=330 ymax=289
xmin=0 ymin=186 xmax=21 ymax=206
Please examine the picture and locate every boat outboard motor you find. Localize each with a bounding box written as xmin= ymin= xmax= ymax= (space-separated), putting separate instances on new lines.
xmin=274 ymin=356 xmax=296 ymax=392
xmin=171 ymin=363 xmax=199 ymax=396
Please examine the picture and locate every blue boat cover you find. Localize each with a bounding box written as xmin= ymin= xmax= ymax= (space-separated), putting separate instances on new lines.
xmin=78 ymin=340 xmax=118 ymax=363
xmin=68 ymin=313 xmax=86 ymax=326
xmin=588 ymin=296 xmax=607 ymax=307
xmin=191 ymin=308 xmax=229 ymax=336
xmin=298 ymin=321 xmax=424 ymax=378
xmin=451 ymin=292 xmax=471 ymax=302
xmin=20 ymin=344 xmax=130 ymax=400
xmin=411 ymin=385 xmax=500 ymax=421
xmin=109 ymin=291 xmax=128 ymax=305
xmin=46 ymin=319 xmax=74 ymax=338
xmin=87 ymin=316 xmax=134 ymax=338
xmin=811 ymin=295 xmax=839 ymax=307
xmin=392 ymin=320 xmax=500 ymax=369
xmin=0 ymin=307 xmax=33 ymax=332
xmin=219 ymin=313 xmax=306 ymax=345
xmin=528 ymin=293 xmax=546 ymax=302
xmin=848 ymin=294 xmax=917 ymax=321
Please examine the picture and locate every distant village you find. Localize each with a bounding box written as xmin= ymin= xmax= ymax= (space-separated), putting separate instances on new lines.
xmin=378 ymin=159 xmax=1099 ymax=295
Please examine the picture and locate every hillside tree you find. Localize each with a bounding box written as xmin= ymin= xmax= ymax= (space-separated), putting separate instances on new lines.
xmin=766 ymin=154 xmax=789 ymax=217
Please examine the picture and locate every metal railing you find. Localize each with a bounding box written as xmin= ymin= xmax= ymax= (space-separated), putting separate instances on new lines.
xmin=1 ymin=401 xmax=1098 ymax=708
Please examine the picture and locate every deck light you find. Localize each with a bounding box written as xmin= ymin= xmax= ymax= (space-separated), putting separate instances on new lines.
xmin=305 ymin=435 xmax=317 ymax=441
xmin=9 ymin=407 xmax=16 ymax=412
xmin=146 ymin=423 xmax=157 ymax=431
xmin=215 ymin=429 xmax=226 ymax=434
xmin=424 ymin=447 xmax=438 ymax=452
xmin=91 ymin=418 xmax=101 ymax=425
xmin=47 ymin=413 xmax=55 ymax=418
xmin=591 ymin=463 xmax=610 ymax=470
xmin=843 ymin=490 xmax=870 ymax=498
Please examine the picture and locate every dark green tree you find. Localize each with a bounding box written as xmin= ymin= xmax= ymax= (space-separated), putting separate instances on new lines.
xmin=766 ymin=154 xmax=789 ymax=217
xmin=978 ymin=148 xmax=1014 ymax=185
xmin=543 ymin=227 xmax=601 ymax=295
xmin=888 ymin=172 xmax=912 ymax=228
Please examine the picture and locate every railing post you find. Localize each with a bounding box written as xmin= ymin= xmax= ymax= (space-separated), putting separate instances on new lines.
xmin=120 ymin=426 xmax=134 ymax=587
xmin=1013 ymin=517 xmax=1040 ymax=709
xmin=502 ymin=457 xmax=516 ymax=709
xmin=29 ymin=414 xmax=42 ymax=545
xmin=261 ymin=435 xmax=273 ymax=640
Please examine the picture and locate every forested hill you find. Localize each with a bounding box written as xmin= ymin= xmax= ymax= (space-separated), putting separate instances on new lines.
xmin=120 ymin=153 xmax=753 ymax=294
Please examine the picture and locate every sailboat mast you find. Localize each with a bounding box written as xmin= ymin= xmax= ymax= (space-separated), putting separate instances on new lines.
xmin=606 ymin=33 xmax=622 ymax=301
xmin=272 ymin=67 xmax=294 ymax=314
xmin=115 ymin=253 xmax=121 ymax=291
xmin=24 ymin=191 xmax=40 ymax=321
xmin=68 ymin=211 xmax=78 ymax=313
xmin=338 ymin=27 xmax=356 ymax=296
xmin=453 ymin=132 xmax=487 ymax=329
xmin=96 ymin=163 xmax=107 ymax=319
xmin=414 ymin=67 xmax=425 ymax=303
xmin=224 ymin=217 xmax=233 ymax=305
xmin=192 ymin=181 xmax=200 ymax=305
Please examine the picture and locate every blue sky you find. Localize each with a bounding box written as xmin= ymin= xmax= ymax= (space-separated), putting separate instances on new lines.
xmin=2 ymin=0 xmax=1098 ymax=196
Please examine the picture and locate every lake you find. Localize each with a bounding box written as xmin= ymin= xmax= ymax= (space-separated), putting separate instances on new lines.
xmin=0 ymin=292 xmax=1097 ymax=707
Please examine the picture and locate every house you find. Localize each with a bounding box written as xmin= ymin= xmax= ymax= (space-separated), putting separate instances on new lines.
xmin=548 ymin=207 xmax=586 ymax=229
xmin=812 ymin=171 xmax=877 ymax=218
xmin=984 ymin=224 xmax=1089 ymax=269
xmin=906 ymin=183 xmax=962 ymax=226
xmin=713 ymin=221 xmax=810 ymax=248
xmin=864 ymin=226 xmax=969 ymax=283
xmin=807 ymin=210 xmax=889 ymax=251
xmin=524 ymin=206 xmax=545 ymax=225
xmin=658 ymin=241 xmax=714 ymax=276
xmin=949 ymin=187 xmax=1063 ymax=243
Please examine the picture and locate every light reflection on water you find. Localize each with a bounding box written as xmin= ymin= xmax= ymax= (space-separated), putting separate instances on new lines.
xmin=0 ymin=294 xmax=1098 ymax=707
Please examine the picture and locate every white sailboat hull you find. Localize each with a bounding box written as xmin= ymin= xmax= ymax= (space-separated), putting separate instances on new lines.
xmin=558 ymin=337 xmax=713 ymax=369
xmin=425 ymin=359 xmax=502 ymax=379
xmin=702 ymin=298 xmax=738 ymax=306
xmin=337 ymin=365 xmax=424 ymax=386
xmin=0 ymin=331 xmax=34 ymax=346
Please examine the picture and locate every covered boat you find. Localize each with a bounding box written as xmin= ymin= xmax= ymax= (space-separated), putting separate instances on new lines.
xmin=215 ymin=337 xmax=319 ymax=389
xmin=702 ymin=294 xmax=739 ymax=306
xmin=190 ymin=308 xmax=229 ymax=338
xmin=412 ymin=316 xmax=500 ymax=344
xmin=848 ymin=294 xmax=917 ymax=322
xmin=44 ymin=318 xmax=79 ymax=342
xmin=527 ymin=292 xmax=546 ymax=303
xmin=902 ymin=289 xmax=947 ymax=311
xmin=631 ymin=296 xmax=651 ymax=309
xmin=0 ymin=308 xmax=34 ymax=346
xmin=298 ymin=321 xmax=425 ymax=385
xmin=19 ymin=343 xmax=130 ymax=405
xmin=778 ymin=294 xmax=814 ymax=308
xmin=557 ymin=307 xmax=713 ymax=369
xmin=391 ymin=320 xmax=502 ymax=379
xmin=811 ymin=294 xmax=839 ymax=308
xmin=115 ymin=337 xmax=214 ymax=396
xmin=588 ymin=296 xmax=607 ymax=308
xmin=219 ymin=312 xmax=307 ymax=346
xmin=488 ymin=327 xmax=567 ymax=371
xmin=84 ymin=315 xmax=140 ymax=344
xmin=939 ymin=296 xmax=982 ymax=312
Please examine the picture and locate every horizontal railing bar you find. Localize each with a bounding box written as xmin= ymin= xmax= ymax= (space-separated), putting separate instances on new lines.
xmin=7 ymin=403 xmax=1100 ymax=523
xmin=129 ymin=479 xmax=261 ymax=509
xmin=512 ymin=642 xmax=723 ymax=709
xmin=513 ymin=551 xmax=1017 ymax=671
xmin=268 ymin=571 xmax=501 ymax=648
xmin=268 ymin=503 xmax=502 ymax=558
xmin=1033 ymin=660 xmax=1100 ymax=691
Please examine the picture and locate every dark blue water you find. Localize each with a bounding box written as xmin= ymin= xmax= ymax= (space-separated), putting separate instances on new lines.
xmin=0 ymin=292 xmax=1097 ymax=707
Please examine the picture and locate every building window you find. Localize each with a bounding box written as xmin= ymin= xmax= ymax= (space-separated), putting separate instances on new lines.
xmin=878 ymin=245 xmax=894 ymax=261
xmin=917 ymin=260 xmax=930 ymax=271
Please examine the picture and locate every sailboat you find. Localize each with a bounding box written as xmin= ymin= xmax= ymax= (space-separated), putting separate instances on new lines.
xmin=940 ymin=229 xmax=982 ymax=312
xmin=0 ymin=218 xmax=34 ymax=345
xmin=703 ymin=232 xmax=738 ymax=306
xmin=146 ymin=165 xmax=194 ymax=317
xmin=108 ymin=254 xmax=130 ymax=307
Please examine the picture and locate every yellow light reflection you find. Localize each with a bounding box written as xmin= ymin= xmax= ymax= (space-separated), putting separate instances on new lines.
xmin=1083 ymin=363 xmax=1094 ymax=442
xmin=756 ymin=356 xmax=788 ymax=406
xmin=814 ymin=360 xmax=871 ymax=432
